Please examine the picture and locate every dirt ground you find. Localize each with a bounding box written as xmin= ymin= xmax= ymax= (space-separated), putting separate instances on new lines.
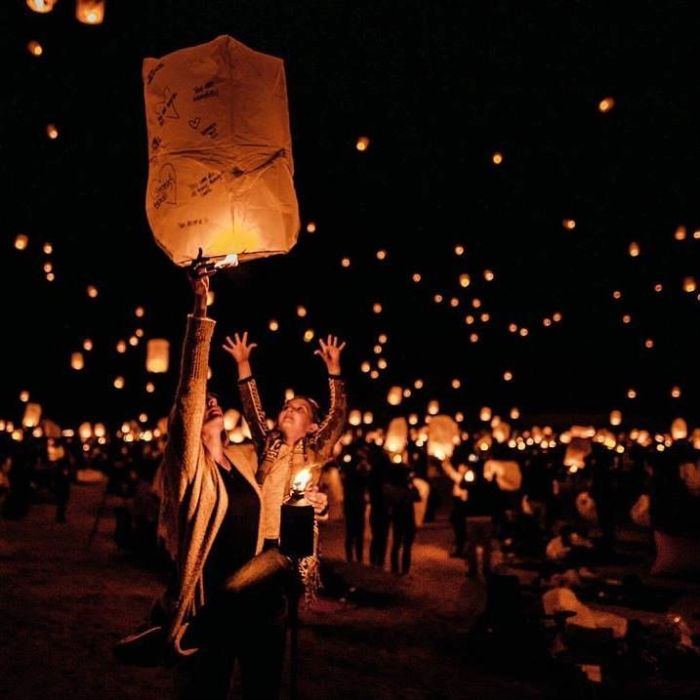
xmin=1 ymin=482 xmax=699 ymax=700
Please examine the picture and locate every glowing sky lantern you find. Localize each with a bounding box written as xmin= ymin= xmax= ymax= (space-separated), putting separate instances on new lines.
xmin=297 ymin=305 xmax=307 ymax=318
xmin=459 ymin=274 xmax=471 ymax=288
xmin=348 ymin=410 xmax=362 ymax=427
xmin=146 ymin=339 xmax=170 ymax=373
xmin=143 ymin=36 xmax=299 ymax=268
xmin=412 ymin=273 xmax=422 ymax=283
xmin=373 ymin=303 xmax=383 ymax=314
xmin=598 ymin=97 xmax=615 ymax=113
xmin=480 ymin=406 xmax=492 ymax=422
xmin=683 ymin=276 xmax=697 ymax=293
xmin=46 ymin=124 xmax=59 ymax=139
xmin=427 ymin=400 xmax=440 ymax=416
xmin=510 ymin=407 xmax=520 ymax=420
xmin=27 ymin=0 xmax=57 ymax=13
xmin=492 ymin=151 xmax=503 ymax=165
xmin=385 ymin=418 xmax=408 ymax=455
xmin=83 ymin=339 xmax=93 ymax=351
xmin=146 ymin=382 xmax=155 ymax=393
xmin=360 ymin=361 xmax=370 ymax=373
xmin=341 ymin=257 xmax=351 ymax=268
xmin=114 ymin=376 xmax=125 ymax=389
xmin=87 ymin=285 xmax=98 ymax=298
xmin=303 ymin=329 xmax=315 ymax=342
xmin=19 ymin=391 xmax=30 ymax=403
xmin=377 ymin=358 xmax=388 ymax=370
xmin=27 ymin=41 xmax=43 ymax=57
xmin=129 ymin=336 xmax=139 ymax=347
xmin=451 ymin=379 xmax=461 ymax=389
xmin=79 ymin=422 xmax=92 ymax=441
xmin=675 ymin=225 xmax=687 ymax=241
xmin=427 ymin=415 xmax=460 ymax=459
xmin=671 ymin=386 xmax=681 ymax=398
xmin=484 ymin=460 xmax=522 ymax=491
xmin=610 ymin=410 xmax=622 ymax=427
xmin=362 ymin=412 xmax=374 ymax=425
xmin=269 ymin=319 xmax=279 ymax=331
xmin=387 ymin=386 xmax=403 ymax=406
xmin=76 ymin=0 xmax=105 ymax=24
xmin=627 ymin=388 xmax=637 ymax=399
xmin=562 ymin=219 xmax=576 ymax=230
xmin=71 ymin=352 xmax=84 ymax=370
xmin=356 ymin=136 xmax=370 ymax=151
xmin=628 ymin=241 xmax=640 ymax=257
xmin=414 ymin=379 xmax=424 ymax=389
xmin=306 ymin=221 xmax=317 ymax=233
xmin=116 ymin=340 xmax=127 ymax=353
xmin=22 ymin=403 xmax=42 ymax=429
xmin=671 ymin=418 xmax=688 ymax=441
xmin=376 ymin=249 xmax=387 ymax=260
xmin=14 ymin=234 xmax=28 ymax=251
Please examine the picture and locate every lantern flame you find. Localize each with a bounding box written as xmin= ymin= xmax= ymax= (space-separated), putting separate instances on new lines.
xmin=291 ymin=468 xmax=312 ymax=494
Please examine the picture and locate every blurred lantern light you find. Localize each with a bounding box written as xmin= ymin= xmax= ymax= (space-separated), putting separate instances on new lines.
xmin=403 ymin=388 xmax=412 ymax=398
xmin=363 ymin=411 xmax=374 ymax=425
xmin=46 ymin=124 xmax=59 ymax=139
xmin=543 ymin=317 xmax=552 ymax=327
xmin=563 ymin=219 xmax=576 ymax=230
xmin=484 ymin=270 xmax=495 ymax=282
xmin=373 ymin=303 xmax=383 ymax=314
xmin=408 ymin=413 xmax=419 ymax=426
xmin=14 ymin=234 xmax=29 ymax=251
xmin=370 ymin=370 xmax=379 ymax=379
xmin=674 ymin=226 xmax=687 ymax=241
xmin=671 ymin=418 xmax=688 ymax=440
xmin=373 ymin=345 xmax=382 ymax=354
xmin=303 ymin=329 xmax=314 ymax=342
xmin=412 ymin=273 xmax=422 ymax=283
xmin=135 ymin=306 xmax=145 ymax=318
xmin=348 ymin=410 xmax=362 ymax=427
xmin=455 ymin=245 xmax=465 ymax=256
xmin=451 ymin=378 xmax=461 ymax=389
xmin=285 ymin=388 xmax=295 ymax=401
xmin=481 ymin=313 xmax=490 ymax=322
xmin=146 ymin=339 xmax=169 ymax=373
xmin=552 ymin=312 xmax=563 ymax=323
xmin=129 ymin=336 xmax=139 ymax=347
xmin=472 ymin=298 xmax=482 ymax=309
xmin=384 ymin=417 xmax=409 ymax=455
xmin=455 ymin=411 xmax=464 ymax=423
xmin=139 ymin=413 xmax=148 ymax=423
xmin=356 ymin=136 xmax=370 ymax=151
xmin=378 ymin=334 xmax=388 ymax=344
xmin=480 ymin=406 xmax=492 ymax=422
xmin=87 ymin=285 xmax=98 ymax=298
xmin=19 ymin=391 xmax=29 ymax=403
xmin=469 ymin=333 xmax=479 ymax=343
xmin=114 ymin=376 xmax=125 ymax=389
xmin=519 ymin=328 xmax=529 ymax=337
xmin=22 ymin=403 xmax=42 ymax=428
xmin=93 ymin=423 xmax=106 ymax=438
xmin=654 ymin=283 xmax=663 ymax=293
xmin=146 ymin=382 xmax=155 ymax=393
xmin=671 ymin=386 xmax=682 ymax=399
xmin=27 ymin=40 xmax=43 ymax=56
xmin=341 ymin=257 xmax=351 ymax=268
xmin=694 ymin=230 xmax=700 ymax=240
xmin=116 ymin=340 xmax=127 ymax=353
xmin=628 ymin=241 xmax=640 ymax=257
xmin=610 ymin=410 xmax=622 ymax=427
xmin=414 ymin=379 xmax=424 ymax=389
xmin=434 ymin=294 xmax=443 ymax=304
xmin=376 ymin=249 xmax=387 ymax=260
xmin=45 ymin=273 xmax=55 ymax=282
xmin=622 ymin=314 xmax=632 ymax=325
xmin=644 ymin=338 xmax=654 ymax=349
xmin=12 ymin=430 xmax=24 ymax=442
xmin=503 ymin=371 xmax=513 ymax=382
xmin=206 ymin=291 xmax=215 ymax=307
xmin=492 ymin=151 xmax=503 ymax=165
xmin=83 ymin=339 xmax=93 ymax=351
xmin=71 ymin=352 xmax=84 ymax=370
xmin=76 ymin=0 xmax=105 ymax=24
xmin=627 ymin=388 xmax=637 ymax=399
xmin=613 ymin=290 xmax=622 ymax=300
xmin=361 ymin=361 xmax=370 ymax=373
xmin=377 ymin=358 xmax=388 ymax=370
xmin=598 ymin=97 xmax=615 ymax=113
xmin=27 ymin=0 xmax=57 ymax=14
xmin=427 ymin=400 xmax=440 ymax=416
xmin=459 ymin=274 xmax=471 ymax=288
xmin=297 ymin=305 xmax=307 ymax=318
xmin=508 ymin=323 xmax=518 ymax=333
xmin=269 ymin=319 xmax=279 ymax=331
xmin=510 ymin=407 xmax=520 ymax=420
xmin=306 ymin=221 xmax=317 ymax=233
xmin=683 ymin=276 xmax=697 ymax=293
xmin=450 ymin=297 xmax=460 ymax=308
xmin=387 ymin=386 xmax=403 ymax=406
xmin=465 ymin=315 xmax=475 ymax=325
xmin=78 ymin=422 xmax=92 ymax=441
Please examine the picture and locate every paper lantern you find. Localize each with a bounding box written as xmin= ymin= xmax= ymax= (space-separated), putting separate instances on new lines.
xmin=46 ymin=124 xmax=59 ymax=140
xmin=71 ymin=352 xmax=84 ymax=370
xmin=22 ymin=403 xmax=42 ymax=429
xmin=598 ymin=97 xmax=615 ymax=113
xmin=146 ymin=339 xmax=170 ymax=373
xmin=479 ymin=406 xmax=492 ymax=422
xmin=384 ymin=418 xmax=408 ymax=455
xmin=564 ymin=437 xmax=591 ymax=469
xmin=348 ymin=410 xmax=362 ymax=427
xmin=427 ymin=415 xmax=460 ymax=460
xmin=355 ymin=136 xmax=370 ymax=152
xmin=492 ymin=421 xmax=511 ymax=444
xmin=671 ymin=418 xmax=688 ymax=441
xmin=610 ymin=410 xmax=622 ymax=427
xmin=14 ymin=234 xmax=28 ymax=251
xmin=427 ymin=400 xmax=439 ymax=416
xmin=27 ymin=41 xmax=43 ymax=57
xmin=27 ymin=0 xmax=57 ymax=12
xmin=79 ymin=422 xmax=92 ymax=441
xmin=387 ymin=386 xmax=403 ymax=406
xmin=483 ymin=460 xmax=522 ymax=491
xmin=683 ymin=276 xmax=697 ymax=293
xmin=19 ymin=391 xmax=30 ymax=403
xmin=362 ymin=412 xmax=374 ymax=425
xmin=76 ymin=0 xmax=105 ymax=24
xmin=143 ymin=35 xmax=299 ymax=267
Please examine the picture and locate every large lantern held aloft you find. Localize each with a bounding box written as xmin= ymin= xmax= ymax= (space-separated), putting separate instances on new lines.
xmin=146 ymin=339 xmax=170 ymax=373
xmin=76 ymin=0 xmax=105 ymax=24
xmin=143 ymin=35 xmax=299 ymax=268
xmin=427 ymin=415 xmax=460 ymax=460
xmin=384 ymin=418 xmax=408 ymax=455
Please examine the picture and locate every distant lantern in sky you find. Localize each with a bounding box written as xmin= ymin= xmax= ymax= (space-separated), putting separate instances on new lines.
xmin=376 ymin=249 xmax=387 ymax=261
xmin=403 ymin=388 xmax=412 ymax=398
xmin=613 ymin=290 xmax=622 ymax=300
xmin=373 ymin=303 xmax=383 ymax=314
xmin=135 ymin=328 xmax=144 ymax=338
xmin=373 ymin=344 xmax=382 ymax=354
xmin=363 ymin=412 xmax=374 ymax=425
xmin=135 ymin=306 xmax=145 ymax=318
xmin=360 ymin=361 xmax=370 ymax=373
xmin=46 ymin=124 xmax=59 ymax=140
xmin=454 ymin=245 xmax=465 ymax=256
xmin=492 ymin=151 xmax=503 ymax=165
xmin=19 ymin=391 xmax=30 ymax=403
xmin=412 ymin=273 xmax=422 ymax=283
xmin=627 ymin=388 xmax=637 ymax=399
xmin=469 ymin=333 xmax=479 ymax=343
xmin=481 ymin=312 xmax=490 ymax=323
xmin=451 ymin=379 xmax=461 ymax=389
xmin=27 ymin=41 xmax=43 ymax=56
xmin=269 ymin=319 xmax=279 ymax=332
xmin=434 ymin=294 xmax=443 ymax=304
xmin=414 ymin=379 xmax=424 ymax=389
xmin=114 ymin=376 xmax=125 ymax=389
xmin=83 ymin=339 xmax=93 ymax=351
xmin=671 ymin=386 xmax=682 ymax=399
xmin=622 ymin=314 xmax=632 ymax=325
xmin=484 ymin=269 xmax=495 ymax=282
xmin=296 ymin=305 xmax=307 ymax=318
xmin=465 ymin=315 xmax=475 ymax=325
xmin=146 ymin=382 xmax=155 ymax=393
xmin=598 ymin=97 xmax=615 ymax=113
xmin=449 ymin=297 xmax=460 ymax=308
xmin=694 ymin=230 xmax=700 ymax=240
xmin=508 ymin=323 xmax=518 ymax=333
xmin=116 ymin=340 xmax=126 ymax=353
xmin=14 ymin=234 xmax=28 ymax=251
xmin=370 ymin=369 xmax=379 ymax=379
xmin=654 ymin=283 xmax=663 ymax=293
xmin=472 ymin=298 xmax=482 ymax=309
xmin=675 ymin=226 xmax=687 ymax=241
xmin=480 ymin=406 xmax=492 ymax=422
xmin=378 ymin=333 xmax=388 ymax=344
xmin=644 ymin=338 xmax=654 ymax=349
xmin=147 ymin=339 xmax=170 ymax=373
xmin=45 ymin=272 xmax=55 ymax=282
xmin=303 ymin=329 xmax=314 ymax=342
xmin=683 ymin=276 xmax=697 ymax=293
xmin=427 ymin=400 xmax=440 ymax=416
xmin=139 ymin=413 xmax=148 ymax=423
xmin=87 ymin=285 xmax=98 ymax=298
xmin=377 ymin=358 xmax=388 ymax=370
xmin=562 ymin=219 xmax=576 ymax=230
xmin=510 ymin=407 xmax=520 ymax=420
xmin=43 ymin=242 xmax=53 ymax=254
xmin=519 ymin=328 xmax=529 ymax=337
xmin=76 ymin=0 xmax=106 ymax=24
xmin=552 ymin=312 xmax=563 ymax=323
xmin=348 ymin=410 xmax=362 ymax=427
xmin=27 ymin=0 xmax=57 ymax=13
xmin=459 ymin=274 xmax=471 ymax=288
xmin=610 ymin=410 xmax=622 ymax=426
xmin=341 ymin=257 xmax=351 ymax=268
xmin=129 ymin=336 xmax=139 ymax=347
xmin=628 ymin=241 xmax=640 ymax=257
xmin=306 ymin=221 xmax=317 ymax=233
xmin=503 ymin=371 xmax=513 ymax=382
xmin=387 ymin=386 xmax=403 ymax=406
xmin=356 ymin=136 xmax=370 ymax=152
xmin=71 ymin=352 xmax=84 ymax=370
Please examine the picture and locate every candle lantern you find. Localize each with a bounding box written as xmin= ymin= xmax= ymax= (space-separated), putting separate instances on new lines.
xmin=22 ymin=403 xmax=42 ymax=429
xmin=76 ymin=0 xmax=105 ymax=24
xmin=279 ymin=468 xmax=315 ymax=558
xmin=146 ymin=339 xmax=170 ymax=373
xmin=27 ymin=0 xmax=57 ymax=12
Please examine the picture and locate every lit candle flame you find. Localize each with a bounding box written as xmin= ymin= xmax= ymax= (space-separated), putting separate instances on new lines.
xmin=291 ymin=468 xmax=312 ymax=493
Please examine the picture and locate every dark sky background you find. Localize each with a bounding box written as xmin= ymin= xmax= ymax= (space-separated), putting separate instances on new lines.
xmin=1 ymin=0 xmax=699 ymax=432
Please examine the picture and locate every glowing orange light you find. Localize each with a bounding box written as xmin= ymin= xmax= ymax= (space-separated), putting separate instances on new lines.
xmin=543 ymin=318 xmax=552 ymax=327
xmin=303 ymin=329 xmax=314 ymax=342
xmin=644 ymin=338 xmax=654 ymax=349
xmin=472 ymin=298 xmax=482 ymax=309
xmin=598 ymin=97 xmax=615 ymax=113
xmin=510 ymin=407 xmax=520 ymax=420
xmin=72 ymin=351 xmax=85 ymax=370
xmin=674 ymin=226 xmax=687 ymax=241
xmin=83 ymin=339 xmax=93 ymax=351
xmin=269 ymin=319 xmax=279 ymax=332
xmin=135 ymin=306 xmax=145 ymax=318
xmin=492 ymin=152 xmax=503 ymax=165
xmin=14 ymin=234 xmax=28 ymax=251
xmin=627 ymin=388 xmax=637 ymax=399
xmin=552 ymin=312 xmax=563 ymax=323
xmin=434 ymin=294 xmax=443 ymax=304
xmin=628 ymin=241 xmax=640 ymax=257
xmin=27 ymin=41 xmax=43 ymax=56
xmin=87 ymin=285 xmax=98 ymax=298
xmin=459 ymin=274 xmax=471 ymax=288
xmin=683 ymin=276 xmax=697 ymax=293
xmin=113 ymin=376 xmax=125 ymax=389
xmin=356 ymin=136 xmax=370 ymax=151
xmin=373 ymin=303 xmax=383 ymax=314
xmin=378 ymin=334 xmax=388 ymax=344
xmin=129 ymin=336 xmax=139 ymax=347
xmin=377 ymin=358 xmax=388 ymax=370
xmin=484 ymin=270 xmax=495 ymax=282
xmin=671 ymin=386 xmax=681 ymax=399
xmin=455 ymin=245 xmax=465 ymax=256
xmin=412 ymin=273 xmax=422 ymax=283
xmin=116 ymin=340 xmax=126 ymax=353
xmin=306 ymin=222 xmax=317 ymax=233
xmin=376 ymin=249 xmax=387 ymax=261
xmin=76 ymin=0 xmax=105 ymax=25
xmin=27 ymin=0 xmax=57 ymax=14
xmin=450 ymin=297 xmax=460 ymax=308
xmin=481 ymin=313 xmax=490 ymax=322
xmin=297 ymin=305 xmax=307 ymax=318
xmin=519 ymin=328 xmax=529 ymax=337
xmin=654 ymin=283 xmax=663 ymax=293
xmin=46 ymin=124 xmax=59 ymax=140
xmin=146 ymin=382 xmax=155 ymax=394
xmin=469 ymin=333 xmax=480 ymax=343
xmin=45 ymin=272 xmax=55 ymax=282
xmin=503 ymin=371 xmax=513 ymax=382
xmin=563 ymin=219 xmax=576 ymax=230
xmin=341 ymin=257 xmax=351 ymax=268
xmin=414 ymin=379 xmax=424 ymax=389
xmin=361 ymin=362 xmax=371 ymax=373
xmin=613 ymin=290 xmax=622 ymax=300
xmin=508 ymin=323 xmax=518 ymax=333
xmin=451 ymin=379 xmax=461 ymax=389
xmin=622 ymin=314 xmax=632 ymax=325
xmin=465 ymin=315 xmax=475 ymax=325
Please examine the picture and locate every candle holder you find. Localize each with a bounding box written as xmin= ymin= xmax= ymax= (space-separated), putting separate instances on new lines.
xmin=279 ymin=469 xmax=315 ymax=558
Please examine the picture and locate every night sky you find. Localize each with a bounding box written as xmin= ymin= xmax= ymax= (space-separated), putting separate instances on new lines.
xmin=2 ymin=1 xmax=700 ymax=431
